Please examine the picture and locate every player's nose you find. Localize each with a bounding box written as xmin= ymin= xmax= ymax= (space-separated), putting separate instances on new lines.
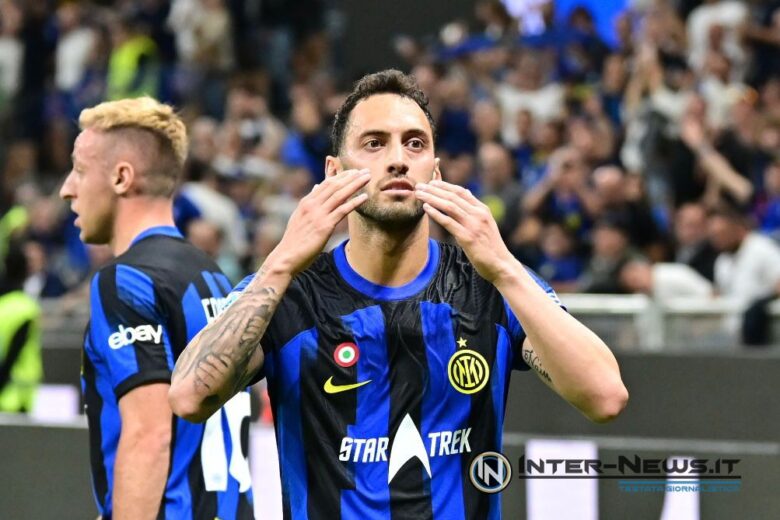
xmin=386 ymin=141 xmax=409 ymax=176
xmin=59 ymin=171 xmax=76 ymax=200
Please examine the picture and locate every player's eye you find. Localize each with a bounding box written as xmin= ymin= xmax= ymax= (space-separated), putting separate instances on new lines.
xmin=407 ymin=138 xmax=424 ymax=149
xmin=365 ymin=139 xmax=382 ymax=149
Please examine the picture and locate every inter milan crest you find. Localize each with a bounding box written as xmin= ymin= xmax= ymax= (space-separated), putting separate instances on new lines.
xmin=447 ymin=337 xmax=489 ymax=394
xmin=334 ymin=342 xmax=360 ymax=367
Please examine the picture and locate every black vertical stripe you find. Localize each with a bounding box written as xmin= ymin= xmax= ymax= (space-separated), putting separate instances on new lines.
xmin=302 ymin=315 xmax=359 ymax=520
xmin=187 ymin=445 xmax=218 ymax=519
xmin=384 ymin=302 xmax=434 ymax=520
xmin=459 ymin=296 xmax=501 ymax=520
xmin=236 ymin=491 xmax=255 ymax=519
xmin=82 ymin=330 xmax=109 ymax=513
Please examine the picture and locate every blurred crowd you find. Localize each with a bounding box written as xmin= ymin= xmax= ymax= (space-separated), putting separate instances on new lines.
xmin=1 ymin=0 xmax=780 ymax=340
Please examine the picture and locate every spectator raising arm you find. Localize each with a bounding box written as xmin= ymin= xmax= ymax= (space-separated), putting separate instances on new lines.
xmin=680 ymin=116 xmax=754 ymax=205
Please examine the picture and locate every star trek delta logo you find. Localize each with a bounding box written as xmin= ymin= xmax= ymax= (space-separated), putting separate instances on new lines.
xmin=388 ymin=414 xmax=431 ymax=483
xmin=338 ymin=413 xmax=472 ymax=484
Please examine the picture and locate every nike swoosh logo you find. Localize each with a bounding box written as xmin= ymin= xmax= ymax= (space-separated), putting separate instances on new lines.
xmin=323 ymin=376 xmax=372 ymax=394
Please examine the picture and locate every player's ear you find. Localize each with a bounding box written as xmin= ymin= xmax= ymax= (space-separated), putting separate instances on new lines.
xmin=111 ymin=161 xmax=135 ymax=196
xmin=324 ymin=155 xmax=342 ymax=178
xmin=432 ymin=157 xmax=442 ymax=182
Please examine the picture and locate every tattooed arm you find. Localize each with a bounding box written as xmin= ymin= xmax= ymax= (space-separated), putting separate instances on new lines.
xmin=169 ymin=266 xmax=290 ymax=422
xmin=169 ymin=167 xmax=371 ymax=422
xmin=521 ymin=344 xmax=553 ymax=387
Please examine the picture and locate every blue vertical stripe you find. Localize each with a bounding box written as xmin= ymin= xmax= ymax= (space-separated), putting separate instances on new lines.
xmin=420 ymin=302 xmax=470 ymax=520
xmin=182 ymin=283 xmax=207 ymax=342
xmin=165 ymin=419 xmax=201 ymax=518
xmin=115 ymin=265 xmax=177 ymax=371
xmin=202 ymin=271 xmax=225 ymax=298
xmin=340 ymin=305 xmax=391 ymax=519
xmin=275 ymin=328 xmax=318 ymax=520
xmin=214 ymin=272 xmax=233 ymax=294
xmin=492 ymin=325 xmax=512 ymax=450
xmin=95 ymin=363 xmax=120 ymax=511
xmin=115 ymin=265 xmax=157 ymax=320
xmin=160 ymin=330 xmax=175 ymax=370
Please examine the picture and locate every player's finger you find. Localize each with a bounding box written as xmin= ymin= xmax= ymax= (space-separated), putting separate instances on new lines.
xmin=311 ymin=168 xmax=369 ymax=201
xmin=415 ymin=188 xmax=470 ymax=222
xmin=416 ymin=182 xmax=476 ymax=214
xmin=330 ymin=191 xmax=369 ymax=221
xmin=428 ymin=180 xmax=481 ymax=205
xmin=422 ymin=202 xmax=468 ymax=238
xmin=324 ymin=170 xmax=371 ymax=211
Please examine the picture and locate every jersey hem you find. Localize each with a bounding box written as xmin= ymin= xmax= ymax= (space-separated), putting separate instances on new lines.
xmin=114 ymin=370 xmax=172 ymax=400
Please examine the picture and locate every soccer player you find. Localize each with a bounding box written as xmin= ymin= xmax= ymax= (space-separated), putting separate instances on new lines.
xmin=60 ymin=97 xmax=254 ymax=519
xmin=170 ymin=70 xmax=628 ymax=519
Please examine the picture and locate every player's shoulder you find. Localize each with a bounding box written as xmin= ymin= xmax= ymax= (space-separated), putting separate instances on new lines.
xmin=120 ymin=234 xmax=215 ymax=269
xmin=120 ymin=235 xmax=219 ymax=283
xmin=295 ymin=251 xmax=337 ymax=286
xmin=434 ymin=240 xmax=487 ymax=285
xmin=91 ymin=235 xmax=221 ymax=306
xmin=433 ymin=240 xmax=559 ymax=302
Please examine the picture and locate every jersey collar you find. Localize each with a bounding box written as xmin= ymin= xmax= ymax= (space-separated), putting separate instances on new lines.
xmin=130 ymin=225 xmax=183 ymax=246
xmin=333 ymin=238 xmax=440 ymax=301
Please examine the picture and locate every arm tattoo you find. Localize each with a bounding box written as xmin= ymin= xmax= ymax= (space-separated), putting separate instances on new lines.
xmin=522 ymin=348 xmax=553 ymax=384
xmin=173 ymin=273 xmax=280 ymax=401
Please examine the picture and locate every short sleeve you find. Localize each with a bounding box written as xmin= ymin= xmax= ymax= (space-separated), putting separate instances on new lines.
xmin=223 ymin=273 xmax=255 ymax=310
xmin=88 ymin=265 xmax=174 ymax=398
xmin=507 ymin=268 xmax=566 ymax=371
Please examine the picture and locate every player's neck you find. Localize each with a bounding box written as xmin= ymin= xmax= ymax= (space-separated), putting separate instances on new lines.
xmin=345 ymin=216 xmax=430 ymax=288
xmin=110 ymin=198 xmax=176 ymax=256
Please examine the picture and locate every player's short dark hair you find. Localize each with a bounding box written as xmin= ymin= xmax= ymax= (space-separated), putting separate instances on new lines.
xmin=331 ymin=69 xmax=436 ymax=155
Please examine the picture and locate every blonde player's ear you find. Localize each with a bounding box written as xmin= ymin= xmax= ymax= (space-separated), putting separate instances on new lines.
xmin=432 ymin=157 xmax=442 ymax=181
xmin=324 ymin=155 xmax=342 ymax=178
xmin=112 ymin=161 xmax=135 ymax=195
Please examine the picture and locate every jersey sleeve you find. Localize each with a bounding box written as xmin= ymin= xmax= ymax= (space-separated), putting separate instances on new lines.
xmin=505 ymin=268 xmax=566 ymax=371
xmin=88 ymin=264 xmax=175 ymax=398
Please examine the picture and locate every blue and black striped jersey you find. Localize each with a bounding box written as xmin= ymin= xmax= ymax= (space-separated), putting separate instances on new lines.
xmin=83 ymin=226 xmax=254 ymax=519
xmin=230 ymin=239 xmax=562 ymax=520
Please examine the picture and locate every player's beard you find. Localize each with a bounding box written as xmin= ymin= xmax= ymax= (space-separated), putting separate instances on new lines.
xmin=353 ymin=183 xmax=425 ymax=232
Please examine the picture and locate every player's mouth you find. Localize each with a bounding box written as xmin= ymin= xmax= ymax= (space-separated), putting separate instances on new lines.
xmin=381 ymin=179 xmax=415 ymax=196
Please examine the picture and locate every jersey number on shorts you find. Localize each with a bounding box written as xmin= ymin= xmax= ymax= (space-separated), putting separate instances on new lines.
xmin=200 ymin=392 xmax=252 ymax=492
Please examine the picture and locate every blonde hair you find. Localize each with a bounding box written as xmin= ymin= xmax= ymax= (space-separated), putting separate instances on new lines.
xmin=79 ymin=97 xmax=188 ymax=197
